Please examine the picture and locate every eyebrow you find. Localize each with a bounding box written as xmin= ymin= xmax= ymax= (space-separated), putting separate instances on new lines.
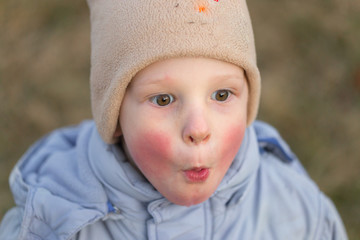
xmin=210 ymin=73 xmax=246 ymax=83
xmin=128 ymin=76 xmax=168 ymax=94
xmin=131 ymin=77 xmax=169 ymax=92
xmin=131 ymin=72 xmax=246 ymax=91
xmin=145 ymin=73 xmax=245 ymax=84
xmin=140 ymin=77 xmax=168 ymax=85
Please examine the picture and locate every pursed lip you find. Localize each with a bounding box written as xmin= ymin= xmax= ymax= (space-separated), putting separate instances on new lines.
xmin=183 ymin=167 xmax=210 ymax=183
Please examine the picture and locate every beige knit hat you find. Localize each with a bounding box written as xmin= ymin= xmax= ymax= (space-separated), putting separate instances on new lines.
xmin=87 ymin=0 xmax=261 ymax=143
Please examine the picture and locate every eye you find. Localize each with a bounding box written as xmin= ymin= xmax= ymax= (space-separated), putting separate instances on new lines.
xmin=150 ymin=94 xmax=174 ymax=106
xmin=211 ymin=89 xmax=231 ymax=102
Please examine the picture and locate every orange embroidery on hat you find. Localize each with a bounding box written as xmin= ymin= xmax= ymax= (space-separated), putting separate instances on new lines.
xmin=196 ymin=1 xmax=210 ymax=13
xmin=198 ymin=5 xmax=206 ymax=12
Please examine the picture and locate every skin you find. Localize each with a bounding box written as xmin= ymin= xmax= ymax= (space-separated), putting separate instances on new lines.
xmin=117 ymin=57 xmax=248 ymax=206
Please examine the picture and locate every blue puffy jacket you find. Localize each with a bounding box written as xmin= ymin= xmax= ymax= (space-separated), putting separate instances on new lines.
xmin=0 ymin=121 xmax=347 ymax=240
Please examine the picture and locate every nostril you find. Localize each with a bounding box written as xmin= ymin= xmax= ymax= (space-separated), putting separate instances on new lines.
xmin=188 ymin=134 xmax=210 ymax=144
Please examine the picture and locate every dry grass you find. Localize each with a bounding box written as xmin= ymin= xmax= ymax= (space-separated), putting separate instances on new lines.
xmin=0 ymin=0 xmax=91 ymax=220
xmin=0 ymin=0 xmax=359 ymax=238
xmin=250 ymin=1 xmax=360 ymax=238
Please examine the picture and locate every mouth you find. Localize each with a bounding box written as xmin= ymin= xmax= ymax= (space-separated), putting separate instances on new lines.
xmin=183 ymin=167 xmax=210 ymax=183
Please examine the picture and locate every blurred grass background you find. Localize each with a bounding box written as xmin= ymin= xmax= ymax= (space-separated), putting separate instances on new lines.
xmin=0 ymin=0 xmax=359 ymax=238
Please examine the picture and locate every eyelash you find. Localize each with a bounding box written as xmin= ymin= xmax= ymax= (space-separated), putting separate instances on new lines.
xmin=150 ymin=94 xmax=175 ymax=106
xmin=211 ymin=89 xmax=233 ymax=102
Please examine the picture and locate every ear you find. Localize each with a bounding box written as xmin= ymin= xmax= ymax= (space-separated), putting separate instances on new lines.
xmin=113 ymin=121 xmax=122 ymax=137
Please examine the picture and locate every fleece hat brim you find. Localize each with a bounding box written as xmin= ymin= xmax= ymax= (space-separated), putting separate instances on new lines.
xmin=87 ymin=0 xmax=261 ymax=143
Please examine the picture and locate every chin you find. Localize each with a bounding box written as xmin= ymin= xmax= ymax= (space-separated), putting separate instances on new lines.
xmin=166 ymin=192 xmax=212 ymax=207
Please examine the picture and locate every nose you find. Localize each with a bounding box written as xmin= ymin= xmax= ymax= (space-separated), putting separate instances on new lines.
xmin=182 ymin=109 xmax=211 ymax=145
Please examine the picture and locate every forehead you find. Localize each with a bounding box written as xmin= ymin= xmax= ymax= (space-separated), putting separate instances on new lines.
xmin=129 ymin=57 xmax=246 ymax=88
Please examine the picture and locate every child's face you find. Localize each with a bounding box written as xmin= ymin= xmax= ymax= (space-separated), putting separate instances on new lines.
xmin=119 ymin=57 xmax=248 ymax=206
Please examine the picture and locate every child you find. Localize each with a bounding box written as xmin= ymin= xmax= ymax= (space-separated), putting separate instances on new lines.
xmin=0 ymin=0 xmax=348 ymax=239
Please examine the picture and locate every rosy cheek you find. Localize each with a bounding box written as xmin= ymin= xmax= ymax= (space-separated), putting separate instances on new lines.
xmin=129 ymin=131 xmax=173 ymax=175
xmin=219 ymin=124 xmax=245 ymax=168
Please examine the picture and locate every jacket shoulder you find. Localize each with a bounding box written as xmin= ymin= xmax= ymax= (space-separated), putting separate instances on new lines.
xmin=252 ymin=121 xmax=347 ymax=239
xmin=254 ymin=120 xmax=308 ymax=175
xmin=6 ymin=121 xmax=109 ymax=240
